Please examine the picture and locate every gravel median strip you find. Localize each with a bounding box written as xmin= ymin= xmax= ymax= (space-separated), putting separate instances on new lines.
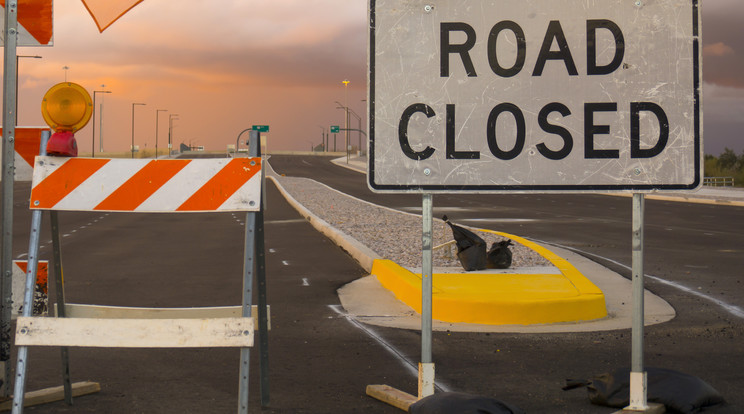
xmin=269 ymin=172 xmax=549 ymax=269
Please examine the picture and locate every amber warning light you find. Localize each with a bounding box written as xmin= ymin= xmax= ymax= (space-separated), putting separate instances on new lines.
xmin=41 ymin=82 xmax=93 ymax=157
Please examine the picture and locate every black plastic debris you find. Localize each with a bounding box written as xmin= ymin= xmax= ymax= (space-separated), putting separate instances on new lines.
xmin=563 ymin=367 xmax=726 ymax=413
xmin=408 ymin=391 xmax=525 ymax=414
xmin=443 ymin=215 xmax=487 ymax=271
xmin=487 ymin=240 xmax=513 ymax=269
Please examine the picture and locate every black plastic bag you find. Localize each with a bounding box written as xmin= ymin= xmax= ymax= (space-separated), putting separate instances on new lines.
xmin=408 ymin=392 xmax=525 ymax=414
xmin=443 ymin=216 xmax=486 ymax=271
xmin=563 ymin=367 xmax=726 ymax=413
xmin=487 ymin=240 xmax=513 ymax=269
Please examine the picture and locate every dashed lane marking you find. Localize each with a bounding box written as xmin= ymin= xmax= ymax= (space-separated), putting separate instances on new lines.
xmin=265 ymin=219 xmax=306 ymax=224
xmin=460 ymin=218 xmax=537 ymax=223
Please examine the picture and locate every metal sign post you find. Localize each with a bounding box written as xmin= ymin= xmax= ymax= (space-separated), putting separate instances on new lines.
xmin=11 ymin=131 xmax=51 ymax=413
xmin=367 ymin=1 xmax=701 ymax=410
xmin=254 ymin=130 xmax=270 ymax=407
xmin=240 ymin=130 xmax=270 ymax=411
xmin=628 ymin=193 xmax=648 ymax=410
xmin=419 ymin=193 xmax=434 ymax=398
xmin=1 ymin=0 xmax=19 ymax=398
xmin=239 ymin=179 xmax=255 ymax=414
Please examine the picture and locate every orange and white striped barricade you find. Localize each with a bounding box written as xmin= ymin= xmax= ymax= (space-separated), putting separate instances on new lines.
xmin=12 ymin=151 xmax=265 ymax=413
xmin=10 ymin=260 xmax=48 ymax=319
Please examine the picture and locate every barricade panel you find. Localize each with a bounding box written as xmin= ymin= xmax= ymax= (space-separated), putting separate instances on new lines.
xmin=13 ymin=153 xmax=267 ymax=413
xmin=15 ymin=316 xmax=254 ymax=348
xmin=30 ymin=156 xmax=262 ymax=212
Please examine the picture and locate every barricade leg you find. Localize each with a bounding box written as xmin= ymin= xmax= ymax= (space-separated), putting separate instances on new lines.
xmin=11 ymin=207 xmax=43 ymax=413
xmin=50 ymin=212 xmax=73 ymax=404
xmin=239 ymin=209 xmax=257 ymax=414
xmin=256 ymin=173 xmax=270 ymax=407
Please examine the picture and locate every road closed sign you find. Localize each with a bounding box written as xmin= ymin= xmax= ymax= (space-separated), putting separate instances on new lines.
xmin=368 ymin=0 xmax=701 ymax=192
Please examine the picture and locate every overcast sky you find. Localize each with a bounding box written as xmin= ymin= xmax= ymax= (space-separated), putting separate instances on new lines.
xmin=6 ymin=0 xmax=744 ymax=156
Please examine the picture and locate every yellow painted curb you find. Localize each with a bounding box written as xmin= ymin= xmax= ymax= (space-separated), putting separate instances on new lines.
xmin=372 ymin=231 xmax=607 ymax=325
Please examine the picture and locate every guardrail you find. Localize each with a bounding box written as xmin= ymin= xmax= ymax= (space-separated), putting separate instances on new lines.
xmin=703 ymin=176 xmax=735 ymax=187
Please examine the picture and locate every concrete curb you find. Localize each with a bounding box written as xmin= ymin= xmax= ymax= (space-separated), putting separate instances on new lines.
xmin=605 ymin=191 xmax=744 ymax=207
xmin=342 ymin=243 xmax=676 ymax=333
xmin=264 ymin=164 xmax=381 ymax=272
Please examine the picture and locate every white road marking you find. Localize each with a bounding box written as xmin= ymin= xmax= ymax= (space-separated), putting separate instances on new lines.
xmin=460 ymin=218 xmax=537 ymax=223
xmin=302 ymin=278 xmax=310 ymax=286
xmin=265 ymin=219 xmax=306 ymax=224
xmin=399 ymin=206 xmax=473 ymax=213
xmin=328 ymin=304 xmax=451 ymax=393
xmin=282 ymin=260 xmax=290 ymax=266
xmin=536 ymin=239 xmax=744 ymax=320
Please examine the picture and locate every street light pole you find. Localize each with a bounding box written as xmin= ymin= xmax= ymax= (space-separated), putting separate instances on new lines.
xmin=15 ymin=55 xmax=41 ymax=126
xmin=317 ymin=125 xmax=325 ymax=152
xmin=131 ymin=103 xmax=146 ymax=158
xmin=169 ymin=114 xmax=179 ymax=155
xmin=336 ymin=101 xmax=362 ymax=156
xmin=342 ymin=79 xmax=350 ymax=162
xmin=92 ymin=89 xmax=111 ymax=158
xmin=155 ymin=109 xmax=167 ymax=159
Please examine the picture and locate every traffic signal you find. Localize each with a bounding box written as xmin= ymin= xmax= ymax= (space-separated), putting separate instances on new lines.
xmin=41 ymin=82 xmax=93 ymax=157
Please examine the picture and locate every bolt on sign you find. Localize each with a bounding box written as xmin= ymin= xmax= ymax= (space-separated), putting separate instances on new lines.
xmin=368 ymin=0 xmax=702 ymax=192
xmin=0 ymin=0 xmax=53 ymax=46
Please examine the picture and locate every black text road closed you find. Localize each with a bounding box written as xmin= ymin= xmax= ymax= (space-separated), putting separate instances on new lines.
xmin=368 ymin=0 xmax=701 ymax=193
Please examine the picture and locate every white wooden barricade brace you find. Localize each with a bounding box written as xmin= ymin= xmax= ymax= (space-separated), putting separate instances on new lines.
xmin=13 ymin=156 xmax=264 ymax=412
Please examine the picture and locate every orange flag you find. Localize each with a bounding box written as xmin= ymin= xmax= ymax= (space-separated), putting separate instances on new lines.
xmin=80 ymin=0 xmax=144 ymax=32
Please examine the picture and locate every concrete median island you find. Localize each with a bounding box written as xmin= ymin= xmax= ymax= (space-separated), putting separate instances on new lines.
xmin=371 ymin=230 xmax=607 ymax=326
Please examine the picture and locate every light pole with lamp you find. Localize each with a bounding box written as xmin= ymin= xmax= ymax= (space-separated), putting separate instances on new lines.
xmin=169 ymin=114 xmax=179 ymax=155
xmin=335 ymin=101 xmax=363 ymax=156
xmin=155 ymin=109 xmax=167 ymax=159
xmin=15 ymin=55 xmax=42 ymax=126
xmin=91 ymin=88 xmax=111 ymax=157
xmin=189 ymin=139 xmax=199 ymax=151
xmin=317 ymin=125 xmax=325 ymax=152
xmin=131 ymin=103 xmax=146 ymax=158
xmin=342 ymin=80 xmax=350 ymax=162
xmin=235 ymin=127 xmax=252 ymax=155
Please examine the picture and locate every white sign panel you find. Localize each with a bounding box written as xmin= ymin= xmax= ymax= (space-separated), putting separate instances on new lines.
xmin=368 ymin=0 xmax=701 ymax=192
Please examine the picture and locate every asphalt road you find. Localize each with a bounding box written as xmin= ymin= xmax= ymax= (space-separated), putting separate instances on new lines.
xmin=267 ymin=154 xmax=744 ymax=413
xmin=3 ymin=180 xmax=407 ymax=413
xmin=0 ymin=153 xmax=741 ymax=413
